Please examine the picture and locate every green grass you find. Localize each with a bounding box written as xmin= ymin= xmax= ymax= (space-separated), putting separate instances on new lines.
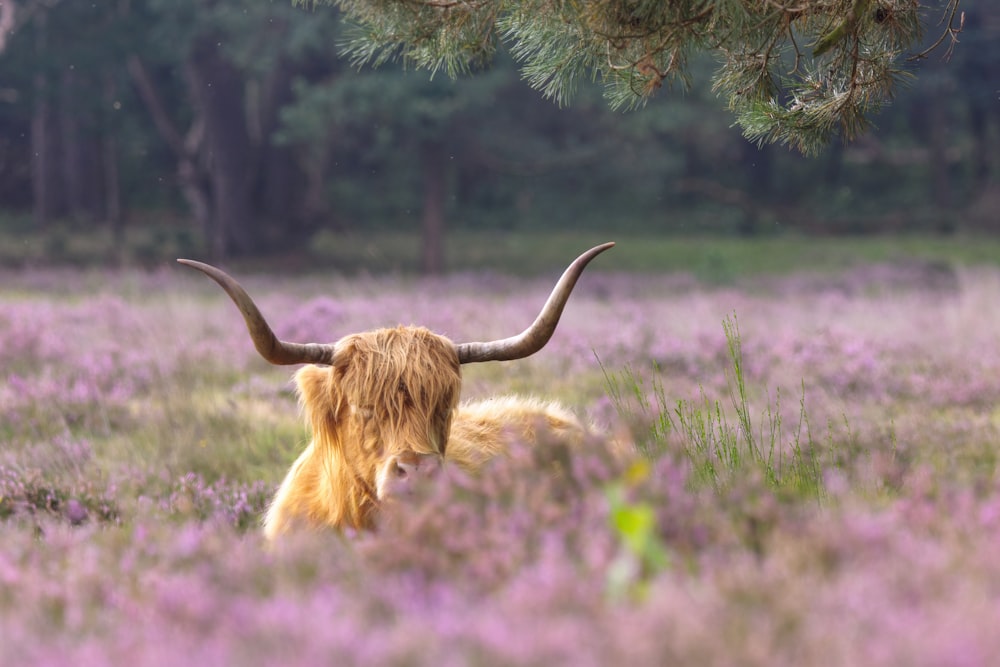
xmin=309 ymin=230 xmax=1000 ymax=279
xmin=603 ymin=315 xmax=828 ymax=501
xmin=6 ymin=221 xmax=1000 ymax=281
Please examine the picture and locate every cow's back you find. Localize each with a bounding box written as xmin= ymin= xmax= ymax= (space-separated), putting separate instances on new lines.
xmin=447 ymin=396 xmax=586 ymax=471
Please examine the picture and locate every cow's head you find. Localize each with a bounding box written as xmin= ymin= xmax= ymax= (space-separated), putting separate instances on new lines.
xmin=298 ymin=325 xmax=461 ymax=503
xmin=178 ymin=243 xmax=613 ymax=528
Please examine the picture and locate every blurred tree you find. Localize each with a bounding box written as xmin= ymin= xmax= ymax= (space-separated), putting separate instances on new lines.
xmin=323 ymin=0 xmax=964 ymax=156
xmin=0 ymin=0 xmax=341 ymax=260
xmin=278 ymin=69 xmax=493 ymax=273
xmin=277 ymin=55 xmax=621 ymax=272
xmin=0 ymin=1 xmax=140 ymax=234
xmin=0 ymin=0 xmax=994 ymax=268
xmin=130 ymin=0 xmax=341 ymax=259
xmin=940 ymin=1 xmax=1000 ymax=218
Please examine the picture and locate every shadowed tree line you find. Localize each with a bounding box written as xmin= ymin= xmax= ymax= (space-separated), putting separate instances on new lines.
xmin=0 ymin=0 xmax=997 ymax=272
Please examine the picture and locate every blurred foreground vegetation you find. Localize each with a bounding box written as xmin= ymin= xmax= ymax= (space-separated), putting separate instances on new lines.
xmin=4 ymin=258 xmax=1000 ymax=664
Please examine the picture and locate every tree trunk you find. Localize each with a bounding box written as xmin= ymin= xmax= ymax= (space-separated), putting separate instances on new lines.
xmin=677 ymin=132 xmax=704 ymax=208
xmin=103 ymin=72 xmax=124 ymax=262
xmin=420 ymin=141 xmax=447 ymax=275
xmin=59 ymin=70 xmax=105 ymax=223
xmin=30 ymin=11 xmax=61 ymax=228
xmin=302 ymin=147 xmax=333 ymax=231
xmin=739 ymin=141 xmax=772 ymax=236
xmin=186 ymin=35 xmax=254 ymax=260
xmin=31 ymin=73 xmax=58 ymax=228
xmin=252 ymin=53 xmax=312 ymax=246
xmin=0 ymin=1 xmax=15 ymax=54
xmin=927 ymin=96 xmax=953 ymax=213
xmin=967 ymin=101 xmax=992 ymax=196
xmin=59 ymin=71 xmax=85 ymax=222
xmin=823 ymin=138 xmax=845 ymax=187
xmin=126 ymin=55 xmax=213 ymax=256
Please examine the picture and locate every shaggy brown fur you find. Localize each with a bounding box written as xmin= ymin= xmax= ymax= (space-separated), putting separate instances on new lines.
xmin=262 ymin=328 xmax=587 ymax=539
xmin=263 ymin=326 xmax=463 ymax=539
xmin=448 ymin=396 xmax=586 ymax=471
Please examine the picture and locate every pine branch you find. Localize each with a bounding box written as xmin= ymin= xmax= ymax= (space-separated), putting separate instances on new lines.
xmin=314 ymin=0 xmax=964 ymax=154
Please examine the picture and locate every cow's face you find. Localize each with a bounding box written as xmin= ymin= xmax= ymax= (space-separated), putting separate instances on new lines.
xmin=330 ymin=327 xmax=459 ymax=499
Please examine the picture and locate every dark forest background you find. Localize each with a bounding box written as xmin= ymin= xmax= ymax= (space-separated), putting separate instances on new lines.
xmin=0 ymin=1 xmax=997 ymax=272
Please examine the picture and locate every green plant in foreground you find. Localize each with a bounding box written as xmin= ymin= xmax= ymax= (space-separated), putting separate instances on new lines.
xmin=604 ymin=459 xmax=672 ymax=602
xmin=601 ymin=314 xmax=835 ymax=597
xmin=602 ymin=314 xmax=826 ymax=500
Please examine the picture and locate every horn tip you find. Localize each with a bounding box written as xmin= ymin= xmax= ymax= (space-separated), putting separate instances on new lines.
xmin=587 ymin=241 xmax=615 ymax=258
xmin=177 ymin=258 xmax=212 ymax=272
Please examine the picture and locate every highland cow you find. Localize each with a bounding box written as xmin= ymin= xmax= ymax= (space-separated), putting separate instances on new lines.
xmin=178 ymin=242 xmax=613 ymax=539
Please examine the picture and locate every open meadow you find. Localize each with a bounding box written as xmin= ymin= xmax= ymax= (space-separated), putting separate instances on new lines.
xmin=3 ymin=251 xmax=1000 ymax=665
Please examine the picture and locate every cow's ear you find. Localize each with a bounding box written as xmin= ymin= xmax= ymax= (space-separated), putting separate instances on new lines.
xmin=331 ymin=337 xmax=354 ymax=365
xmin=329 ymin=338 xmax=358 ymax=383
xmin=295 ymin=364 xmax=341 ymax=424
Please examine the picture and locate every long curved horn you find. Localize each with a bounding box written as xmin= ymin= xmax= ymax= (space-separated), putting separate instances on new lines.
xmin=177 ymin=259 xmax=336 ymax=366
xmin=455 ymin=242 xmax=614 ymax=364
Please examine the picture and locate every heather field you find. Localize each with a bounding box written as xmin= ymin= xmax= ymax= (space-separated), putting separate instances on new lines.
xmin=3 ymin=257 xmax=1000 ymax=666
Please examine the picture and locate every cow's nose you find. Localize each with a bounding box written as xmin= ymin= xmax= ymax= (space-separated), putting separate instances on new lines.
xmin=393 ymin=458 xmax=418 ymax=480
xmin=378 ymin=453 xmax=442 ymax=499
